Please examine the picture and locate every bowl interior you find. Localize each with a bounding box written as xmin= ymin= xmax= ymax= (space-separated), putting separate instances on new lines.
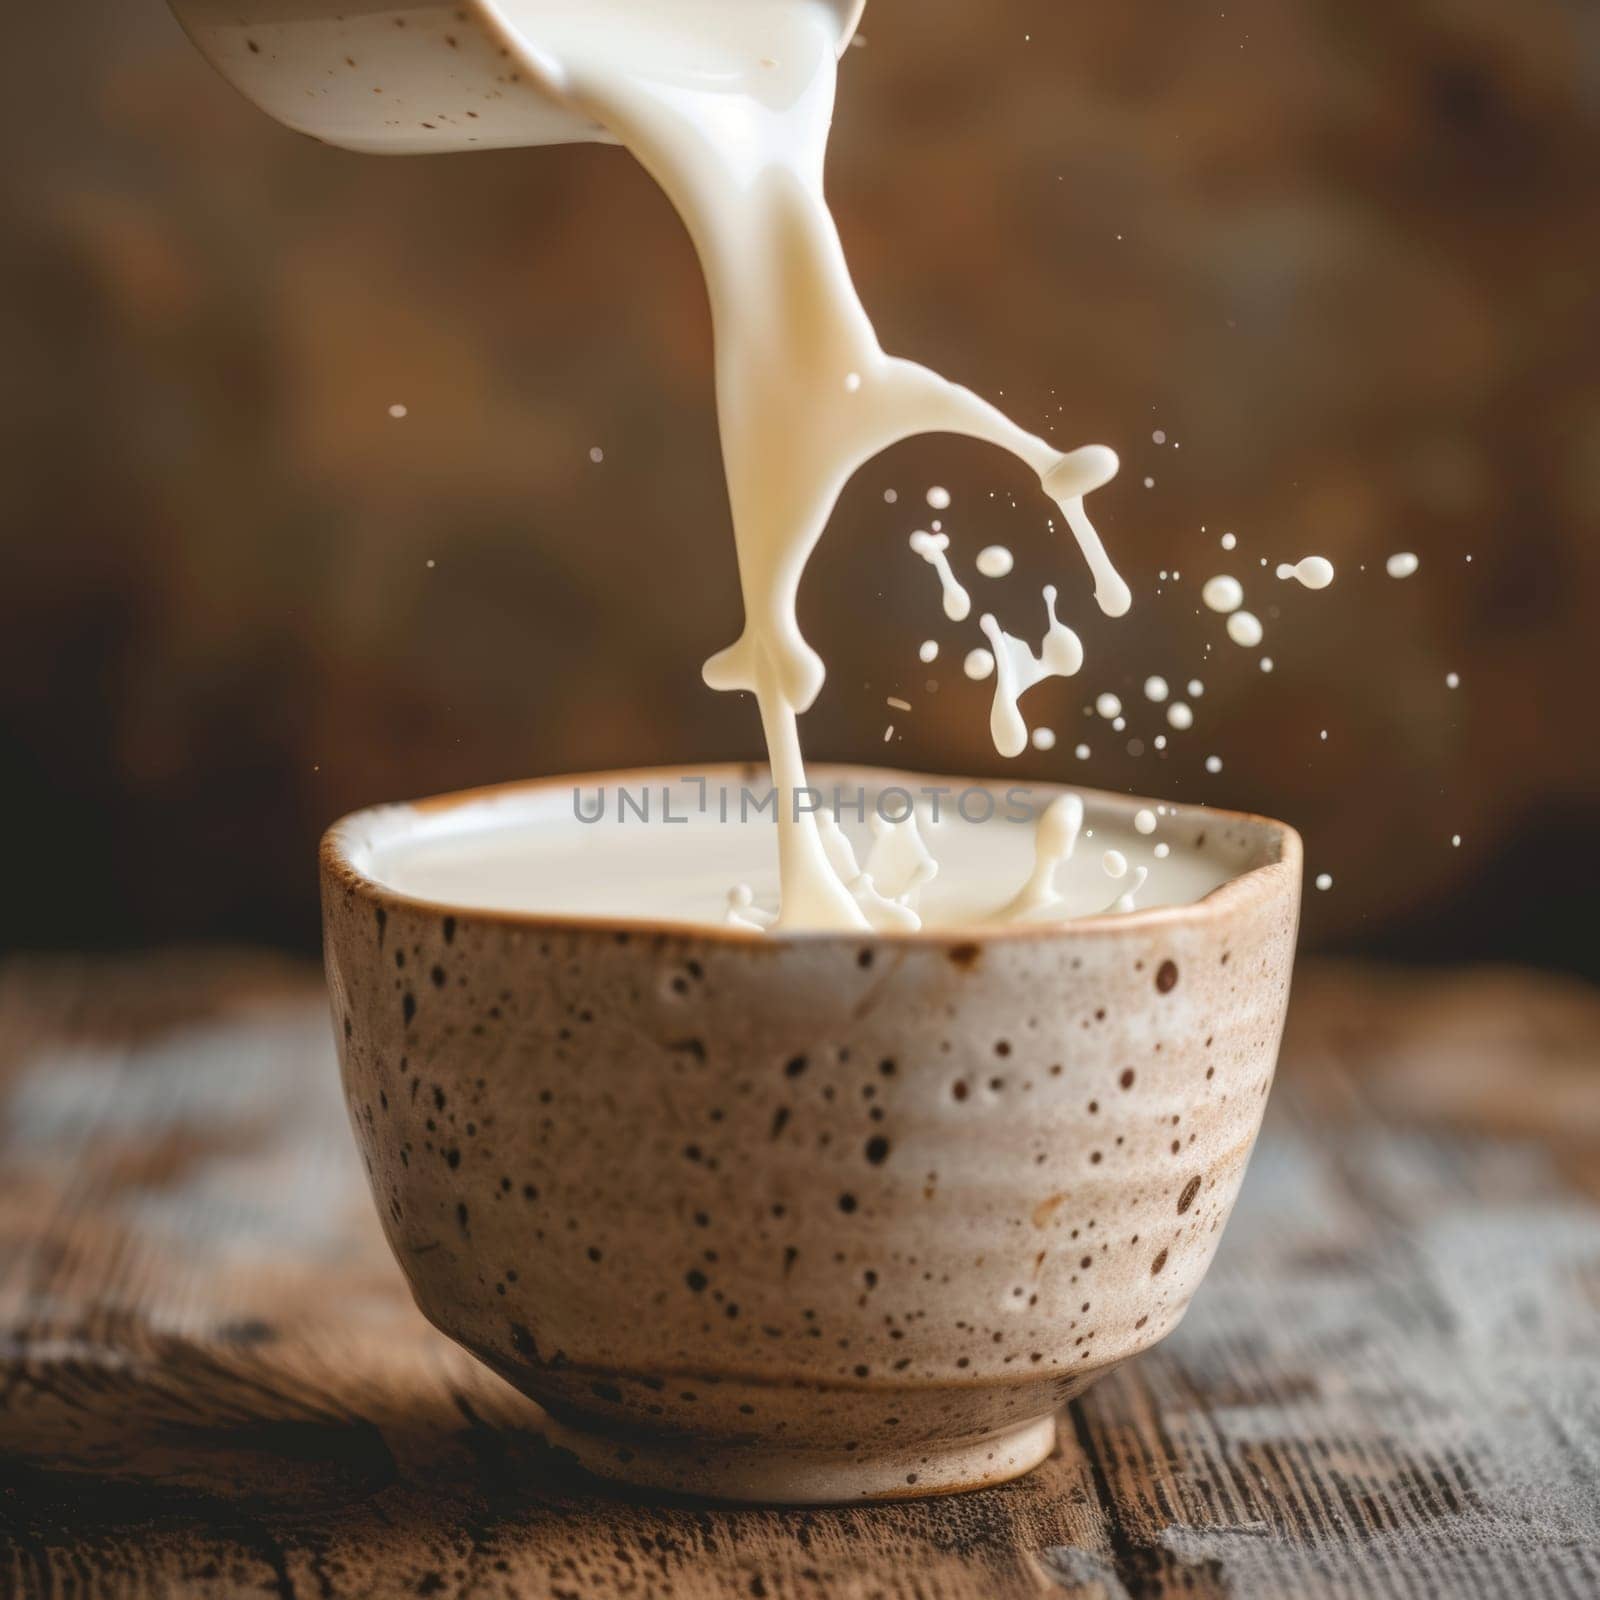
xmin=329 ymin=764 xmax=1294 ymax=935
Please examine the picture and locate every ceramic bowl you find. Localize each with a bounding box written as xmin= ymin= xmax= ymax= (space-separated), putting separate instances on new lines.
xmin=322 ymin=765 xmax=1300 ymax=1503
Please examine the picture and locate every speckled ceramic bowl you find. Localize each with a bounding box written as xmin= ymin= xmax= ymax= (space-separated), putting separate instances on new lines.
xmin=322 ymin=766 xmax=1300 ymax=1504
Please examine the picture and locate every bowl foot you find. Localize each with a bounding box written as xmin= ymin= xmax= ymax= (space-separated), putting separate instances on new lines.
xmin=541 ymin=1410 xmax=1059 ymax=1505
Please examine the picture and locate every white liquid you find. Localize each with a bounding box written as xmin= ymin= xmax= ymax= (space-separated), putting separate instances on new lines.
xmin=367 ymin=776 xmax=1234 ymax=931
xmin=1202 ymin=575 xmax=1243 ymax=613
xmin=963 ymin=647 xmax=995 ymax=681
xmin=1225 ymin=610 xmax=1263 ymax=648
xmin=1167 ymin=701 xmax=1194 ymax=731
xmin=994 ymin=792 xmax=1080 ymax=921
xmin=1143 ymin=675 xmax=1168 ymax=703
xmin=911 ymin=530 xmax=972 ymax=622
xmin=473 ymin=1 xmax=1270 ymax=930
xmin=975 ymin=544 xmax=1014 ymax=578
xmin=1387 ymin=552 xmax=1420 ymax=579
xmin=918 ymin=638 xmax=939 ymax=663
xmin=979 ymin=588 xmax=1084 ymax=758
xmin=510 ymin=0 xmax=1137 ymax=929
xmin=1277 ymin=555 xmax=1334 ymax=589
xmin=1095 ymin=692 xmax=1122 ymax=719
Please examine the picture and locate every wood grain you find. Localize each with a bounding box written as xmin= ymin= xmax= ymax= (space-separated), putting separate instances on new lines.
xmin=2 ymin=955 xmax=1598 ymax=1598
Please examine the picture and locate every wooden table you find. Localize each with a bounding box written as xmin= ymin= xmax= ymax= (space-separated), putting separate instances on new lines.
xmin=2 ymin=954 xmax=1598 ymax=1599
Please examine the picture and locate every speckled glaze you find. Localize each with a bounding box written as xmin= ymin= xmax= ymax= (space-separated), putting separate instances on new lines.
xmin=166 ymin=0 xmax=866 ymax=156
xmin=322 ymin=766 xmax=1301 ymax=1504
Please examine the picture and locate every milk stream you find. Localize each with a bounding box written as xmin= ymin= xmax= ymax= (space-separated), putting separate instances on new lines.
xmin=514 ymin=0 xmax=1129 ymax=930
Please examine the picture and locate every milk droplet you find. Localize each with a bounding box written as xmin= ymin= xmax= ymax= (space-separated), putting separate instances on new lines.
xmin=1031 ymin=727 xmax=1056 ymax=751
xmin=996 ymin=793 xmax=1085 ymax=922
xmin=1220 ymin=532 xmax=1237 ymax=551
xmin=1202 ymin=575 xmax=1244 ymax=613
xmin=388 ymin=403 xmax=408 ymax=419
xmin=979 ymin=588 xmax=1084 ymax=758
xmin=1134 ymin=808 xmax=1157 ymax=835
xmin=883 ymin=488 xmax=898 ymax=503
xmin=1315 ymin=872 xmax=1332 ymax=891
xmin=1038 ymin=444 xmax=1130 ymax=618
xmin=1074 ymin=743 xmax=1091 ymax=760
xmin=1205 ymin=755 xmax=1223 ymax=773
xmin=1112 ymin=866 xmax=1149 ymax=911
xmin=975 ymin=545 xmax=1014 ymax=578
xmin=1166 ymin=701 xmax=1194 ymax=730
xmin=883 ymin=724 xmax=894 ymax=742
xmin=1153 ymin=734 xmax=1167 ymax=749
xmin=963 ymin=648 xmax=995 ymax=681
xmin=1451 ymin=834 xmax=1461 ymax=847
xmin=1386 ymin=552 xmax=1419 ymax=578
xmin=844 ymin=371 xmax=862 ymax=392
xmin=1095 ymin=692 xmax=1122 ymax=719
xmin=1188 ymin=679 xmax=1205 ymax=697
xmin=1226 ymin=610 xmax=1263 ymax=648
xmin=1260 ymin=657 xmax=1274 ymax=672
xmin=1277 ymin=555 xmax=1334 ymax=589
xmin=1143 ymin=675 xmax=1169 ymax=702
xmin=1445 ymin=671 xmax=1460 ymax=689
xmin=1154 ymin=841 xmax=1171 ymax=859
xmin=1152 ymin=429 xmax=1166 ymax=444
xmin=918 ymin=639 xmax=939 ymax=663
xmin=910 ymin=530 xmax=972 ymax=622
xmin=1103 ymin=849 xmax=1128 ymax=878
xmin=926 ymin=486 xmax=951 ymax=510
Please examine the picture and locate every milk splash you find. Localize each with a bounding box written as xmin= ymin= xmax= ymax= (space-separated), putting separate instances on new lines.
xmin=522 ymin=0 xmax=1129 ymax=930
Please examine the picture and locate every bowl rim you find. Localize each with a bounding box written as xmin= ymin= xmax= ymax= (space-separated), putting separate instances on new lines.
xmin=321 ymin=762 xmax=1303 ymax=947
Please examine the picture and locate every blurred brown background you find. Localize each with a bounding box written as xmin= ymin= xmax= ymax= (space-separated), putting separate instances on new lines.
xmin=1 ymin=0 xmax=1596 ymax=971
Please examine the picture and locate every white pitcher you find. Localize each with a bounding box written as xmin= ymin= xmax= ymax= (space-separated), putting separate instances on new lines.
xmin=167 ymin=0 xmax=867 ymax=155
